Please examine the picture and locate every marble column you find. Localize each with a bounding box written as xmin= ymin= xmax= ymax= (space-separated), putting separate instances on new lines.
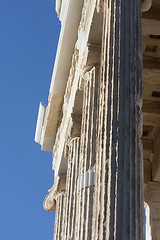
xmin=144 ymin=202 xmax=152 ymax=240
xmin=52 ymin=137 xmax=80 ymax=240
xmin=62 ymin=137 xmax=81 ymax=240
xmin=145 ymin=181 xmax=160 ymax=240
xmin=53 ymin=192 xmax=66 ymax=240
xmin=92 ymin=0 xmax=144 ymax=239
xmin=75 ymin=66 xmax=99 ymax=240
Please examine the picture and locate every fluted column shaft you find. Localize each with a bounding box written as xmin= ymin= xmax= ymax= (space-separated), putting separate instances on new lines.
xmin=93 ymin=0 xmax=144 ymax=239
xmin=53 ymin=192 xmax=65 ymax=240
xmin=53 ymin=137 xmax=80 ymax=240
xmin=63 ymin=137 xmax=80 ymax=240
xmin=75 ymin=67 xmax=99 ymax=240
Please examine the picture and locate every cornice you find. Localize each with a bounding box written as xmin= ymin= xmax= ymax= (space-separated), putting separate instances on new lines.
xmin=39 ymin=0 xmax=84 ymax=152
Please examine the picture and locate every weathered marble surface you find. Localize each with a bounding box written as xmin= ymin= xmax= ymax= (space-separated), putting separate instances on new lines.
xmin=35 ymin=0 xmax=160 ymax=239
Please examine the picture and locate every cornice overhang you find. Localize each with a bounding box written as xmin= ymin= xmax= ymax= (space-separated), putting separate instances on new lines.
xmin=38 ymin=0 xmax=152 ymax=152
xmin=39 ymin=0 xmax=84 ymax=151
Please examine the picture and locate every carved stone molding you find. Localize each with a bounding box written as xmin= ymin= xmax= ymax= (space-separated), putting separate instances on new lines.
xmin=43 ymin=174 xmax=66 ymax=211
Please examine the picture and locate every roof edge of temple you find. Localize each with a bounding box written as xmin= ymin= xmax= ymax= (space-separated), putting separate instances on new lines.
xmin=35 ymin=0 xmax=84 ymax=151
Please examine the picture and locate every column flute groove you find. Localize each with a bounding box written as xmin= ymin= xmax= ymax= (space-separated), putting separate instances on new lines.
xmin=92 ymin=0 xmax=144 ymax=239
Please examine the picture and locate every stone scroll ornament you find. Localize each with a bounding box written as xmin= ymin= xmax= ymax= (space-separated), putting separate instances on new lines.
xmin=43 ymin=174 xmax=66 ymax=211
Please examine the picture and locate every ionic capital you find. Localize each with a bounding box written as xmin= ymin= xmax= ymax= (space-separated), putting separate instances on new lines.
xmin=43 ymin=174 xmax=66 ymax=211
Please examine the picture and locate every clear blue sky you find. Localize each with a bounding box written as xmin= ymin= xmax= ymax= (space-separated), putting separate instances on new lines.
xmin=0 ymin=0 xmax=60 ymax=239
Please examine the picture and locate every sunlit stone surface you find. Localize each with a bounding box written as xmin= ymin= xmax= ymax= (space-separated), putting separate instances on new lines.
xmin=35 ymin=0 xmax=160 ymax=239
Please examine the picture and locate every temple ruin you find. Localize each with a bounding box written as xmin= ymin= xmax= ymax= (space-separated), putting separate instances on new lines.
xmin=35 ymin=0 xmax=160 ymax=239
